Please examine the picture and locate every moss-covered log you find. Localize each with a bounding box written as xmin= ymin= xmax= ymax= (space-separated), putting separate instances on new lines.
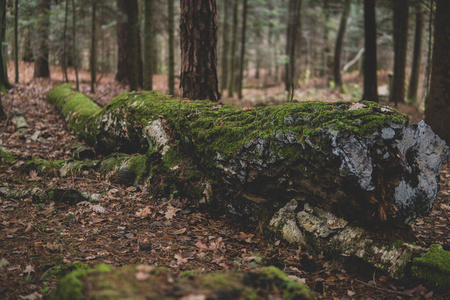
xmin=47 ymin=84 xmax=449 ymax=226
xmin=51 ymin=264 xmax=313 ymax=300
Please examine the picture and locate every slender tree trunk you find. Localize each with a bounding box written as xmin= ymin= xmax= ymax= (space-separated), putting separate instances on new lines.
xmin=0 ymin=91 xmax=4 ymax=118
xmin=285 ymin=0 xmax=301 ymax=94
xmin=422 ymin=1 xmax=433 ymax=105
xmin=144 ymin=0 xmax=154 ymax=90
xmin=237 ymin=0 xmax=248 ymax=99
xmin=62 ymin=0 xmax=69 ymax=83
xmin=116 ymin=0 xmax=142 ymax=91
xmin=168 ymin=0 xmax=174 ymax=95
xmin=34 ymin=0 xmax=51 ymax=78
xmin=220 ymin=0 xmax=230 ymax=94
xmin=407 ymin=4 xmax=424 ymax=105
xmin=90 ymin=0 xmax=97 ymax=93
xmin=362 ymin=0 xmax=378 ymax=102
xmin=390 ymin=0 xmax=409 ymax=105
xmin=227 ymin=0 xmax=238 ymax=98
xmin=116 ymin=0 xmax=128 ymax=84
xmin=72 ymin=0 xmax=79 ymax=90
xmin=425 ymin=0 xmax=450 ymax=144
xmin=22 ymin=27 xmax=33 ymax=62
xmin=128 ymin=0 xmax=139 ymax=91
xmin=333 ymin=0 xmax=351 ymax=90
xmin=180 ymin=0 xmax=220 ymax=101
xmin=0 ymin=0 xmax=10 ymax=117
xmin=14 ymin=0 xmax=18 ymax=83
xmin=322 ymin=0 xmax=330 ymax=80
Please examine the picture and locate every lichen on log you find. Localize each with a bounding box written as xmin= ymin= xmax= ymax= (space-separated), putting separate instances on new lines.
xmin=269 ymin=199 xmax=424 ymax=279
xmin=47 ymin=84 xmax=449 ymax=227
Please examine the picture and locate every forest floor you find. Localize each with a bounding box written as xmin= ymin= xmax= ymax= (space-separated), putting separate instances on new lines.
xmin=0 ymin=63 xmax=449 ymax=299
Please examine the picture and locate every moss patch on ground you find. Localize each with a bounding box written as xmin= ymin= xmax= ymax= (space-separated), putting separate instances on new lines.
xmin=411 ymin=244 xmax=450 ymax=291
xmin=51 ymin=264 xmax=313 ymax=299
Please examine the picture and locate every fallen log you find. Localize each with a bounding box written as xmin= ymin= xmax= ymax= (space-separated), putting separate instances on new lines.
xmin=47 ymin=84 xmax=449 ymax=227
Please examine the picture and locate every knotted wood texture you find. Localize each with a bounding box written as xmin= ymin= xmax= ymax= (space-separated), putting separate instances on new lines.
xmin=47 ymin=84 xmax=449 ymax=227
xmin=180 ymin=0 xmax=220 ymax=101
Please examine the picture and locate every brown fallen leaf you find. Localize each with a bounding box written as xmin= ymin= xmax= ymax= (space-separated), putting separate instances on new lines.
xmin=165 ymin=205 xmax=181 ymax=220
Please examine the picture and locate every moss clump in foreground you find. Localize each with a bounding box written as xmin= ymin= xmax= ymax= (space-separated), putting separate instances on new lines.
xmin=411 ymin=244 xmax=450 ymax=291
xmin=51 ymin=264 xmax=313 ymax=300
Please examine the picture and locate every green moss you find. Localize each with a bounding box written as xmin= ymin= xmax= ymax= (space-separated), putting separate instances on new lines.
xmin=0 ymin=146 xmax=17 ymax=164
xmin=50 ymin=262 xmax=91 ymax=300
xmin=411 ymin=244 xmax=450 ymax=291
xmin=260 ymin=266 xmax=313 ymax=300
xmin=25 ymin=159 xmax=65 ymax=174
xmin=179 ymin=270 xmax=205 ymax=278
xmin=49 ymin=84 xmax=408 ymax=161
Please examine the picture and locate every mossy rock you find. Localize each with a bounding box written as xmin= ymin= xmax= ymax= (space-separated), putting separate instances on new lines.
xmin=411 ymin=244 xmax=450 ymax=291
xmin=51 ymin=264 xmax=313 ymax=299
xmin=411 ymin=245 xmax=450 ymax=291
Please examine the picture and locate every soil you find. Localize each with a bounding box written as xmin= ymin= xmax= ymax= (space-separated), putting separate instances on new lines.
xmin=0 ymin=63 xmax=449 ymax=299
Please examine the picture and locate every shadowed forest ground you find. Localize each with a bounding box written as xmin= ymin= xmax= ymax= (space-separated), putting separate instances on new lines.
xmin=0 ymin=63 xmax=448 ymax=299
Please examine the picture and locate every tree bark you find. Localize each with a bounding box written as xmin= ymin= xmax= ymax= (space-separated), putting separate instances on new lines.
xmin=34 ymin=0 xmax=51 ymax=79
xmin=61 ymin=0 xmax=69 ymax=83
xmin=0 ymin=0 xmax=12 ymax=93
xmin=47 ymin=84 xmax=449 ymax=227
xmin=180 ymin=0 xmax=220 ymax=101
xmin=127 ymin=0 xmax=139 ymax=91
xmin=362 ymin=0 xmax=378 ymax=102
xmin=390 ymin=0 xmax=409 ymax=105
xmin=168 ymin=0 xmax=175 ymax=95
xmin=14 ymin=0 xmax=19 ymax=84
xmin=90 ymin=0 xmax=97 ymax=93
xmin=72 ymin=0 xmax=79 ymax=90
xmin=333 ymin=0 xmax=351 ymax=90
xmin=143 ymin=0 xmax=154 ymax=91
xmin=285 ymin=0 xmax=302 ymax=96
xmin=237 ymin=0 xmax=248 ymax=99
xmin=407 ymin=3 xmax=424 ymax=105
xmin=116 ymin=0 xmax=143 ymax=90
xmin=227 ymin=0 xmax=238 ymax=98
xmin=425 ymin=0 xmax=450 ymax=144
xmin=220 ymin=0 xmax=230 ymax=94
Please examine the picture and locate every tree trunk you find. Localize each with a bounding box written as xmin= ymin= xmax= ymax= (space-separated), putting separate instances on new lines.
xmin=0 ymin=0 xmax=11 ymax=93
xmin=128 ymin=0 xmax=140 ymax=91
xmin=390 ymin=0 xmax=409 ymax=105
xmin=90 ymin=0 xmax=97 ymax=93
xmin=227 ymin=0 xmax=238 ymax=98
xmin=285 ymin=0 xmax=301 ymax=96
xmin=143 ymin=0 xmax=154 ymax=91
xmin=168 ymin=0 xmax=175 ymax=95
xmin=333 ymin=0 xmax=351 ymax=90
xmin=14 ymin=0 xmax=18 ymax=84
xmin=362 ymin=0 xmax=378 ymax=102
xmin=425 ymin=0 xmax=450 ymax=145
xmin=22 ymin=27 xmax=33 ymax=63
xmin=237 ymin=0 xmax=248 ymax=99
xmin=47 ymin=84 xmax=449 ymax=228
xmin=72 ymin=0 xmax=79 ymax=90
xmin=34 ymin=0 xmax=51 ymax=79
xmin=322 ymin=0 xmax=330 ymax=80
xmin=407 ymin=3 xmax=424 ymax=105
xmin=180 ymin=0 xmax=220 ymax=101
xmin=62 ymin=0 xmax=69 ymax=83
xmin=116 ymin=0 xmax=143 ymax=90
xmin=220 ymin=0 xmax=230 ymax=94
